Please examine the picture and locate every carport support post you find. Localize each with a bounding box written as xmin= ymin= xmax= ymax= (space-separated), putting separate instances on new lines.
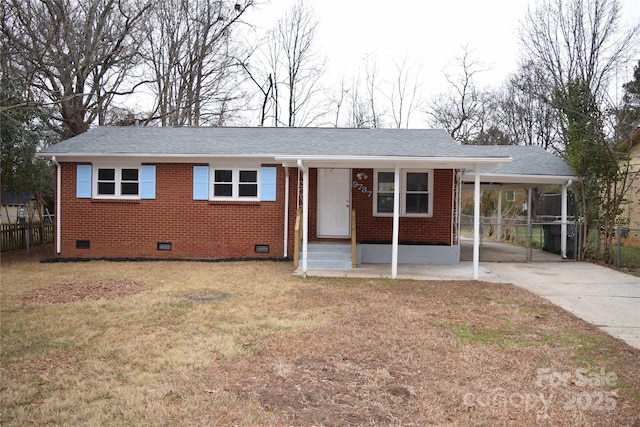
xmin=561 ymin=181 xmax=568 ymax=258
xmin=473 ymin=167 xmax=480 ymax=280
xmin=391 ymin=165 xmax=401 ymax=279
xmin=300 ymin=161 xmax=309 ymax=276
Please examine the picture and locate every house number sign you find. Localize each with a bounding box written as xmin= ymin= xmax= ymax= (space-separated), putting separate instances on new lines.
xmin=353 ymin=181 xmax=373 ymax=197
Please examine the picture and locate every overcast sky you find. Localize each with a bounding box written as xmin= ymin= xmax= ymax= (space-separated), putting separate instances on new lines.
xmin=248 ymin=0 xmax=640 ymax=98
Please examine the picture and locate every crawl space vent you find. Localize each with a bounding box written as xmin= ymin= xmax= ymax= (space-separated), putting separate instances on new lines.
xmin=157 ymin=242 xmax=172 ymax=251
xmin=76 ymin=240 xmax=90 ymax=249
xmin=254 ymin=244 xmax=270 ymax=254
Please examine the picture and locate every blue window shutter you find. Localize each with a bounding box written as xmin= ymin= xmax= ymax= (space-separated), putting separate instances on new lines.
xmin=76 ymin=165 xmax=92 ymax=198
xmin=140 ymin=165 xmax=156 ymax=199
xmin=193 ymin=166 xmax=209 ymax=200
xmin=260 ymin=167 xmax=277 ymax=201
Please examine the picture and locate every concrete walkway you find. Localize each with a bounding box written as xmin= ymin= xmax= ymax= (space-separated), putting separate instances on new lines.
xmin=299 ymin=261 xmax=640 ymax=350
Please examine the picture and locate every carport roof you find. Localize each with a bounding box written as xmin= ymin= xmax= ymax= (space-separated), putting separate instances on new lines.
xmin=461 ymin=145 xmax=575 ymax=186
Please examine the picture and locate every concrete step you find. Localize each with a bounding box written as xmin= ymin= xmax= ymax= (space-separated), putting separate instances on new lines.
xmin=299 ymin=244 xmax=352 ymax=270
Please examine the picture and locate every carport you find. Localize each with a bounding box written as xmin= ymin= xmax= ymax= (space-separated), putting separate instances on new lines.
xmin=460 ymin=145 xmax=576 ymax=262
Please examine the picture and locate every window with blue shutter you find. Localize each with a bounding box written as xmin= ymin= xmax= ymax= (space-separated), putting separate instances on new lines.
xmin=140 ymin=165 xmax=156 ymax=199
xmin=76 ymin=165 xmax=92 ymax=198
xmin=260 ymin=167 xmax=277 ymax=201
xmin=193 ymin=166 xmax=210 ymax=200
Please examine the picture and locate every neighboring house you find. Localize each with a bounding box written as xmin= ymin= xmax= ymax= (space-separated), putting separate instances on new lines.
xmin=622 ymin=128 xmax=640 ymax=230
xmin=38 ymin=127 xmax=575 ymax=278
xmin=1 ymin=191 xmax=41 ymax=224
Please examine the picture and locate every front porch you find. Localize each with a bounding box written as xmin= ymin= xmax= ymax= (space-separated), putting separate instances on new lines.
xmin=298 ymin=242 xmax=461 ymax=270
xmin=296 ymin=237 xmax=562 ymax=272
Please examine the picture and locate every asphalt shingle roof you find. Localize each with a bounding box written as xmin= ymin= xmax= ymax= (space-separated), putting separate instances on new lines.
xmin=40 ymin=126 xmax=574 ymax=177
xmin=463 ymin=145 xmax=575 ymax=176
xmin=41 ymin=127 xmax=471 ymax=157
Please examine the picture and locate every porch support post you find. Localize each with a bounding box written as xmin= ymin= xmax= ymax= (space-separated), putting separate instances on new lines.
xmin=526 ymin=187 xmax=532 ymax=262
xmin=298 ymin=160 xmax=309 ymax=276
xmin=283 ymin=167 xmax=289 ymax=258
xmin=473 ymin=166 xmax=481 ymax=280
xmin=391 ymin=165 xmax=401 ymax=279
xmin=561 ymin=180 xmax=569 ymax=258
xmin=497 ymin=188 xmax=503 ymax=241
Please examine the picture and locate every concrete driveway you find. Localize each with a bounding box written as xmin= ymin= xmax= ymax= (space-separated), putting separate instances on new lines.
xmin=481 ymin=262 xmax=640 ymax=350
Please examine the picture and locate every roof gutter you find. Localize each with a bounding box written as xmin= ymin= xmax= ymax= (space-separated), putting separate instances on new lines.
xmin=461 ymin=172 xmax=577 ymax=186
xmin=279 ymin=155 xmax=512 ymax=169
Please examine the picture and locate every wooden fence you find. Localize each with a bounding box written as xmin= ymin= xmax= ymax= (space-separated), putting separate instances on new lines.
xmin=1 ymin=222 xmax=54 ymax=251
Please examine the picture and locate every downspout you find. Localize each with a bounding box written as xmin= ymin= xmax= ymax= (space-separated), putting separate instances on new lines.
xmin=283 ymin=167 xmax=290 ymax=258
xmin=297 ymin=160 xmax=309 ymax=276
xmin=51 ymin=156 xmax=61 ymax=254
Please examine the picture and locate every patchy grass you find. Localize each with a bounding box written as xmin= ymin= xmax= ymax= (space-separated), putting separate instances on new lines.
xmin=1 ymin=247 xmax=639 ymax=426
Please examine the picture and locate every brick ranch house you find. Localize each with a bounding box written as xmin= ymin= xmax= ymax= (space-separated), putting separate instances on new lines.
xmin=38 ymin=127 xmax=575 ymax=279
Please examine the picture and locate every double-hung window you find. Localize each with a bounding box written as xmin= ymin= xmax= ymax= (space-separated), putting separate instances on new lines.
xmin=95 ymin=166 xmax=139 ymax=198
xmin=405 ymin=172 xmax=430 ymax=215
xmin=373 ymin=169 xmax=432 ymax=217
xmin=76 ymin=164 xmax=155 ymax=200
xmin=212 ymin=167 xmax=259 ymax=200
xmin=376 ymin=171 xmax=395 ymax=214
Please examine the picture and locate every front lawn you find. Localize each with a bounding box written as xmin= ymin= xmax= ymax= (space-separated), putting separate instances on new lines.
xmin=1 ymin=248 xmax=639 ymax=426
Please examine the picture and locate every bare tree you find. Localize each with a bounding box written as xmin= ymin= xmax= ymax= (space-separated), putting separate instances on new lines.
xmin=2 ymin=0 xmax=151 ymax=139
xmin=388 ymin=55 xmax=423 ymax=129
xmin=363 ymin=55 xmax=384 ymax=128
xmin=274 ymin=0 xmax=325 ymax=127
xmin=141 ymin=0 xmax=253 ymax=127
xmin=347 ymin=74 xmax=375 ymax=128
xmin=240 ymin=0 xmax=325 ymax=127
xmin=426 ymin=47 xmax=491 ymax=143
xmin=337 ymin=66 xmax=384 ymax=128
xmin=497 ymin=61 xmax=562 ymax=151
xmin=520 ymin=0 xmax=638 ymax=105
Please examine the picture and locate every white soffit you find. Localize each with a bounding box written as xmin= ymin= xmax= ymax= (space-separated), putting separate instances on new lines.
xmin=461 ymin=172 xmax=575 ymax=186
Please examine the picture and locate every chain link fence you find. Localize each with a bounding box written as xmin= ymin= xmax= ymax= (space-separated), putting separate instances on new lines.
xmin=459 ymin=215 xmax=581 ymax=262
xmin=585 ymin=227 xmax=640 ymax=270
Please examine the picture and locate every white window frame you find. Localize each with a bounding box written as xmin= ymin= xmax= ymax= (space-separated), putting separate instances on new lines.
xmin=211 ymin=166 xmax=260 ymax=201
xmin=373 ymin=169 xmax=433 ymax=217
xmin=93 ymin=164 xmax=141 ymax=199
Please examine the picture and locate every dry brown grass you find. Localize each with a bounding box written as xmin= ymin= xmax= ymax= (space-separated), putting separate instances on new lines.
xmin=1 ymin=246 xmax=639 ymax=426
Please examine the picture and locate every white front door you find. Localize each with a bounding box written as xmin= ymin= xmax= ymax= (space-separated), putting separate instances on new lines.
xmin=317 ymin=168 xmax=351 ymax=237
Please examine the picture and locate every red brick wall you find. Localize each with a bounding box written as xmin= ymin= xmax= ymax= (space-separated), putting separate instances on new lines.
xmin=56 ymin=164 xmax=455 ymax=259
xmin=350 ymin=168 xmax=454 ymax=245
xmin=57 ymin=163 xmax=286 ymax=259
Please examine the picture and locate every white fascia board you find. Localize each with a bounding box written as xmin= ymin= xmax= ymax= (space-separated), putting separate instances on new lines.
xmin=276 ymin=155 xmax=512 ymax=169
xmin=461 ymin=172 xmax=576 ymax=186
